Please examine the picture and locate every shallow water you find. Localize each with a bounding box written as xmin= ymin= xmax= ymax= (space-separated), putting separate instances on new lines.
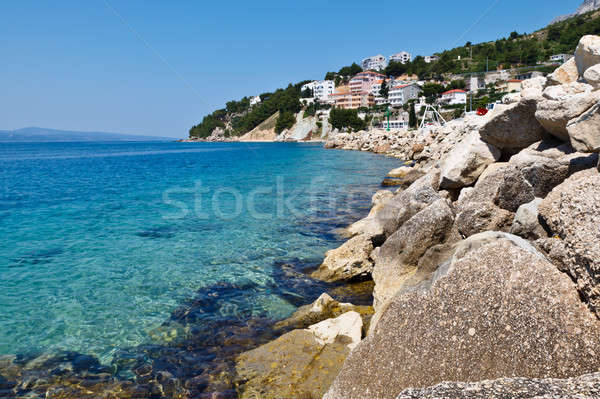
xmin=0 ymin=141 xmax=399 ymax=372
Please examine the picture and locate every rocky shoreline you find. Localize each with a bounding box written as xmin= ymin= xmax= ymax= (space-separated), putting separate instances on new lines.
xmin=232 ymin=35 xmax=600 ymax=399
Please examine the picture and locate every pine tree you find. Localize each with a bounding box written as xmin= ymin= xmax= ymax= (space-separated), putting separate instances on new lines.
xmin=409 ymin=103 xmax=417 ymax=128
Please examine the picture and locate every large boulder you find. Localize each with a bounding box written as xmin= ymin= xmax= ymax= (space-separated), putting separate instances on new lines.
xmin=534 ymin=82 xmax=599 ymax=141
xmin=324 ymin=233 xmax=600 ymax=399
xmin=397 ymin=373 xmax=600 ymax=399
xmin=520 ymin=76 xmax=546 ymax=101
xmin=453 ymin=163 xmax=532 ymax=237
xmin=575 ymin=35 xmax=600 ymax=76
xmin=547 ymin=57 xmax=579 ymax=86
xmin=583 ymin=63 xmax=600 ymax=89
xmin=538 ymin=168 xmax=600 ymax=318
xmin=439 ymin=131 xmax=501 ymax=189
xmin=372 ymin=199 xmax=455 ymax=311
xmin=567 ymin=102 xmax=600 ymax=152
xmin=311 ymin=234 xmax=374 ymax=282
xmin=479 ymin=98 xmax=545 ymax=151
xmin=373 ymin=171 xmax=442 ymax=238
xmin=236 ymin=311 xmax=362 ymax=399
xmin=346 ymin=190 xmax=394 ymax=241
xmin=508 ymin=139 xmax=598 ymax=197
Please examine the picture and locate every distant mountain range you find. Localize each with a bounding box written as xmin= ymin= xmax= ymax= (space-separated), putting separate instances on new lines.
xmin=0 ymin=127 xmax=174 ymax=142
xmin=552 ymin=0 xmax=600 ymax=23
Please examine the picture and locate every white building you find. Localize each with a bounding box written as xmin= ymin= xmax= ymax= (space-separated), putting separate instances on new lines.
xmin=389 ymin=52 xmax=412 ymax=64
xmin=380 ymin=120 xmax=409 ymax=130
xmin=440 ymin=89 xmax=467 ymax=105
xmin=424 ymin=55 xmax=439 ymax=63
xmin=362 ymin=54 xmax=388 ymax=71
xmin=301 ymin=80 xmax=335 ymax=101
xmin=388 ymin=83 xmax=421 ymax=107
xmin=549 ymin=54 xmax=573 ymax=63
xmin=250 ymin=96 xmax=261 ymax=106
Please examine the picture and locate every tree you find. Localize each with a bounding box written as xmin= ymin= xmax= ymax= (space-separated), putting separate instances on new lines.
xmin=324 ymin=71 xmax=336 ymax=81
xmin=301 ymin=88 xmax=313 ymax=98
xmin=338 ymin=63 xmax=363 ymax=76
xmin=329 ymin=108 xmax=366 ymax=132
xmin=275 ymin=111 xmax=296 ymax=133
xmin=379 ymin=80 xmax=389 ymax=98
xmin=409 ymin=103 xmax=417 ymax=128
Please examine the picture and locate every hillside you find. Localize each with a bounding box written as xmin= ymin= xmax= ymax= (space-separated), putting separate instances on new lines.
xmin=0 ymin=127 xmax=172 ymax=142
xmin=189 ymin=9 xmax=600 ymax=139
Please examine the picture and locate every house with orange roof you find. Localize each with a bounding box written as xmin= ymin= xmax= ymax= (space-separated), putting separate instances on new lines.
xmin=440 ymin=89 xmax=467 ymax=105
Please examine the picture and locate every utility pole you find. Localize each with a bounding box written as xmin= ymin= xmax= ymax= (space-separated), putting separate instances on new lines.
xmin=386 ymin=107 xmax=390 ymax=132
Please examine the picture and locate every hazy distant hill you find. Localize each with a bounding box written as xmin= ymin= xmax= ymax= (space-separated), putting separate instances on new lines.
xmin=0 ymin=127 xmax=174 ymax=142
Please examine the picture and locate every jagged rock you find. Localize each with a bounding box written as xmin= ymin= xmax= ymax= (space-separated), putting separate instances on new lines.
xmin=273 ymin=293 xmax=372 ymax=331
xmin=324 ymin=233 xmax=600 ymax=399
xmin=311 ymin=234 xmax=374 ymax=282
xmin=237 ymin=312 xmax=362 ymax=399
xmin=453 ymin=162 xmax=533 ymax=237
xmin=479 ymin=98 xmax=545 ymax=151
xmin=396 ymin=373 xmax=600 ymax=399
xmin=439 ymin=131 xmax=501 ymax=189
xmin=575 ymin=35 xmax=600 ymax=76
xmin=346 ymin=191 xmax=394 ymax=241
xmin=510 ymin=198 xmax=546 ymax=240
xmin=372 ymin=199 xmax=455 ymax=311
xmin=381 ymin=165 xmax=424 ymax=188
xmin=538 ymin=168 xmax=600 ymax=318
xmin=583 ymin=63 xmax=600 ymax=88
xmin=567 ymin=102 xmax=600 ymax=152
xmin=548 ymin=57 xmax=580 ymax=86
xmin=520 ymin=76 xmax=546 ymax=101
xmin=508 ymin=139 xmax=598 ymax=197
xmin=501 ymin=92 xmax=521 ymax=104
xmin=375 ymin=171 xmax=442 ymax=238
xmin=535 ymin=82 xmax=599 ymax=141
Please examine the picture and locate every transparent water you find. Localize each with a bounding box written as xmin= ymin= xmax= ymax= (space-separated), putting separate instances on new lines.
xmin=0 ymin=141 xmax=399 ymax=363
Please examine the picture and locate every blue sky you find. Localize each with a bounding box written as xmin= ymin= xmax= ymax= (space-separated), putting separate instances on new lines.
xmin=0 ymin=0 xmax=580 ymax=138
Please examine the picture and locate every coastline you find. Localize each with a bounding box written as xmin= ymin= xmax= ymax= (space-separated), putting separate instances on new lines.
xmin=233 ymin=44 xmax=600 ymax=399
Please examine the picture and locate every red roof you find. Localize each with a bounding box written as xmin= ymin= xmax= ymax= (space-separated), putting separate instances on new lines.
xmin=442 ymin=89 xmax=466 ymax=95
xmin=507 ymin=79 xmax=523 ymax=83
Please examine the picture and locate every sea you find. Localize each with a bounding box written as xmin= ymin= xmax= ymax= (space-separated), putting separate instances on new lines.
xmin=0 ymin=141 xmax=399 ymax=396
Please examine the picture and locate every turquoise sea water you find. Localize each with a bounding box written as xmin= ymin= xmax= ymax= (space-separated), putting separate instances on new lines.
xmin=0 ymin=141 xmax=399 ymax=365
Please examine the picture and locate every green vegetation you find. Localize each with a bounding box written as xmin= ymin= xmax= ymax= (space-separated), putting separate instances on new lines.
xmin=380 ymin=11 xmax=600 ymax=79
xmin=275 ymin=111 xmax=296 ymax=133
xmin=190 ymin=83 xmax=306 ymax=139
xmin=329 ymin=108 xmax=367 ymax=132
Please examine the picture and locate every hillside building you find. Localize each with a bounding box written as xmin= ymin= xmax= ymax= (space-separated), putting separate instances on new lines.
xmin=440 ymin=89 xmax=467 ymax=105
xmin=388 ymin=83 xmax=421 ymax=107
xmin=301 ymin=80 xmax=336 ymax=102
xmin=390 ymin=52 xmax=412 ymax=64
xmin=361 ymin=55 xmax=388 ymax=71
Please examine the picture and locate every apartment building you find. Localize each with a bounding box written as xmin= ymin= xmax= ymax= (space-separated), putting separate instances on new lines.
xmin=331 ymin=85 xmax=375 ymax=109
xmin=301 ymin=80 xmax=336 ymax=101
xmin=389 ymin=52 xmax=412 ymax=64
xmin=361 ymin=55 xmax=388 ymax=71
xmin=549 ymin=54 xmax=573 ymax=63
xmin=349 ymin=71 xmax=387 ymax=94
xmin=388 ymin=83 xmax=421 ymax=107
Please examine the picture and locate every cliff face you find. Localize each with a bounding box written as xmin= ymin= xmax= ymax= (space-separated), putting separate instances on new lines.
xmin=552 ymin=0 xmax=600 ymax=23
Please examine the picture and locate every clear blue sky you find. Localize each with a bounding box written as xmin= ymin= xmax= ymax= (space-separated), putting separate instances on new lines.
xmin=0 ymin=0 xmax=580 ymax=138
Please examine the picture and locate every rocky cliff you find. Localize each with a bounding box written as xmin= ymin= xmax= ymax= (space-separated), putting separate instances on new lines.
xmin=552 ymin=0 xmax=600 ymax=23
xmin=234 ymin=35 xmax=600 ymax=399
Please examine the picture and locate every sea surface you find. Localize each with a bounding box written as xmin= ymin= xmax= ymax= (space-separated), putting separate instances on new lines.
xmin=0 ymin=141 xmax=399 ymax=370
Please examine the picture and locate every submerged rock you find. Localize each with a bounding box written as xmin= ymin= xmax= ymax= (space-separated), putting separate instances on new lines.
xmin=236 ymin=312 xmax=362 ymax=399
xmin=273 ymin=293 xmax=372 ymax=331
xmin=311 ymin=233 xmax=374 ymax=282
xmin=325 ymin=232 xmax=600 ymax=399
